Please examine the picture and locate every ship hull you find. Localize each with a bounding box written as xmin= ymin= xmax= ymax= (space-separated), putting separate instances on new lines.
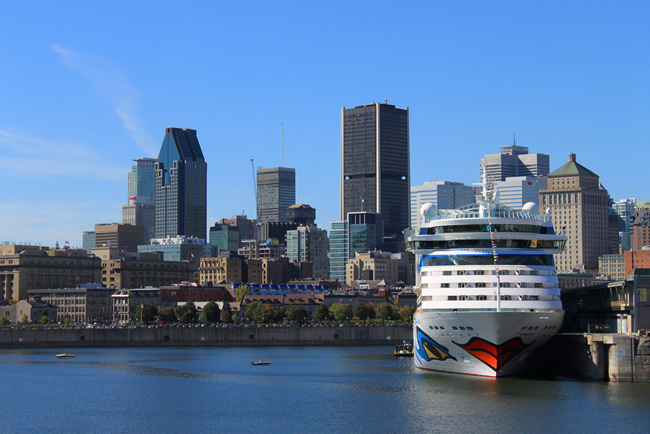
xmin=413 ymin=309 xmax=564 ymax=377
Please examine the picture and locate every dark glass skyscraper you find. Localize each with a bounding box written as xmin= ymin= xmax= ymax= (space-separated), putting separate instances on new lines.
xmin=154 ymin=128 xmax=207 ymax=240
xmin=257 ymin=167 xmax=295 ymax=224
xmin=341 ymin=102 xmax=409 ymax=251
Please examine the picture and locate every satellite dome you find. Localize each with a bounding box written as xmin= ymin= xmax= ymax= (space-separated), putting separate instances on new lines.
xmin=420 ymin=203 xmax=437 ymax=220
xmin=522 ymin=202 xmax=539 ymax=215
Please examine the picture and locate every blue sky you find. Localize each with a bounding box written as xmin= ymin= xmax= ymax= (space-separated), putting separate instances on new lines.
xmin=2 ymin=1 xmax=649 ymax=247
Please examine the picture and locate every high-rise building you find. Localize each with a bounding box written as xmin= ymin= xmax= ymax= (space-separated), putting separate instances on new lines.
xmin=257 ymin=167 xmax=295 ymax=224
xmin=94 ymin=223 xmax=145 ymax=254
xmin=539 ymin=153 xmax=611 ymax=272
xmin=480 ymin=144 xmax=549 ymax=184
xmin=329 ymin=211 xmax=383 ymax=284
xmin=341 ymin=102 xmax=409 ymax=252
xmin=209 ymin=223 xmax=240 ymax=253
xmin=123 ymin=157 xmax=157 ymax=242
xmin=127 ymin=158 xmax=157 ymax=202
xmin=492 ymin=176 xmax=547 ymax=210
xmin=286 ymin=226 xmax=330 ymax=279
xmin=410 ymin=181 xmax=476 ymax=227
xmin=611 ymin=198 xmax=637 ymax=251
xmin=154 ymin=128 xmax=207 ymax=240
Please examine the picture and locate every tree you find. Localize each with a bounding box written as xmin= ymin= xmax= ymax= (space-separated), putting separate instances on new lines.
xmin=220 ymin=301 xmax=233 ymax=323
xmin=159 ymin=306 xmax=177 ymax=323
xmin=286 ymin=305 xmax=308 ymax=324
xmin=376 ymin=302 xmax=397 ymax=322
xmin=175 ymin=302 xmax=198 ymax=323
xmin=329 ymin=303 xmax=353 ymax=323
xmin=0 ymin=316 xmax=8 ymax=326
xmin=236 ymin=284 xmax=252 ymax=302
xmin=134 ymin=303 xmax=158 ymax=324
xmin=314 ymin=304 xmax=330 ymax=322
xmin=63 ymin=316 xmax=72 ymax=326
xmin=244 ymin=301 xmax=263 ymax=324
xmin=38 ymin=314 xmax=50 ymax=325
xmin=353 ymin=302 xmax=375 ymax=323
xmin=200 ymin=301 xmax=221 ymax=323
xmin=260 ymin=305 xmax=284 ymax=324
xmin=398 ymin=305 xmax=415 ymax=323
xmin=20 ymin=314 xmax=29 ymax=325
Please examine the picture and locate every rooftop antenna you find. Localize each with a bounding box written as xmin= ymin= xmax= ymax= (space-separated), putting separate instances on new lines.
xmin=513 ymin=133 xmax=516 ymax=146
xmin=281 ymin=122 xmax=284 ymax=167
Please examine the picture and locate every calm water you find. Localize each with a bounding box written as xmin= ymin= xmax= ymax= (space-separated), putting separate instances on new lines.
xmin=1 ymin=346 xmax=648 ymax=434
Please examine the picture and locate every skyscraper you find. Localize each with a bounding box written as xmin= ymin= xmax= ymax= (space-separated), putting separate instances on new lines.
xmin=539 ymin=153 xmax=611 ymax=272
xmin=480 ymin=144 xmax=549 ymax=184
xmin=256 ymin=167 xmax=295 ymax=224
xmin=341 ymin=102 xmax=409 ymax=251
xmin=329 ymin=211 xmax=383 ymax=283
xmin=154 ymin=128 xmax=207 ymax=240
xmin=122 ymin=157 xmax=157 ymax=242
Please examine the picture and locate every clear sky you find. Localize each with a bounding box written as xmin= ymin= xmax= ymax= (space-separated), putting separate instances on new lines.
xmin=2 ymin=1 xmax=649 ymax=247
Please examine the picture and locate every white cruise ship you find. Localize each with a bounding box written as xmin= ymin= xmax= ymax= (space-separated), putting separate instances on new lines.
xmin=406 ymin=193 xmax=566 ymax=377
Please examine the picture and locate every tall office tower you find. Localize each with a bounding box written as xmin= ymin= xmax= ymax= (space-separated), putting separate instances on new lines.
xmin=329 ymin=211 xmax=383 ymax=283
xmin=127 ymin=158 xmax=157 ymax=202
xmin=123 ymin=158 xmax=157 ymax=242
xmin=219 ymin=215 xmax=255 ymax=245
xmin=410 ymin=181 xmax=476 ymax=227
xmin=341 ymin=102 xmax=409 ymax=252
xmin=492 ymin=176 xmax=548 ymax=210
xmin=480 ymin=144 xmax=550 ymax=184
xmin=539 ymin=153 xmax=611 ymax=272
xmin=257 ymin=167 xmax=295 ymax=224
xmin=286 ymin=226 xmax=330 ymax=279
xmin=209 ymin=223 xmax=241 ymax=253
xmin=611 ymin=198 xmax=637 ymax=250
xmin=154 ymin=128 xmax=207 ymax=240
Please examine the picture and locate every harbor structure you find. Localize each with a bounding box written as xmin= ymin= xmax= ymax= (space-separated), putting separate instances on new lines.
xmin=341 ymin=102 xmax=410 ymax=252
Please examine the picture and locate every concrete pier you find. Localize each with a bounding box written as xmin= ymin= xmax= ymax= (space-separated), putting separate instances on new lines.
xmin=540 ymin=333 xmax=650 ymax=382
xmin=0 ymin=325 xmax=412 ymax=348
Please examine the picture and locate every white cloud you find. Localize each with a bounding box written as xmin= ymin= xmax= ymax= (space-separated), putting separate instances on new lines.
xmin=52 ymin=44 xmax=158 ymax=157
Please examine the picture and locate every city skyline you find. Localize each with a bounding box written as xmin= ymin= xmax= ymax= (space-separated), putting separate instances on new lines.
xmin=2 ymin=2 xmax=649 ymax=247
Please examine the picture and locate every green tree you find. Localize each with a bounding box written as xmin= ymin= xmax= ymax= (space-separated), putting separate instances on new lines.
xmin=286 ymin=305 xmax=308 ymax=324
xmin=20 ymin=314 xmax=29 ymax=325
xmin=244 ymin=301 xmax=263 ymax=324
xmin=236 ymin=284 xmax=252 ymax=302
xmin=38 ymin=314 xmax=50 ymax=325
xmin=200 ymin=301 xmax=221 ymax=323
xmin=259 ymin=305 xmax=284 ymax=324
xmin=329 ymin=303 xmax=353 ymax=323
xmin=398 ymin=305 xmax=415 ymax=323
xmin=220 ymin=301 xmax=233 ymax=323
xmin=314 ymin=304 xmax=330 ymax=322
xmin=134 ymin=303 xmax=158 ymax=324
xmin=353 ymin=302 xmax=375 ymax=323
xmin=63 ymin=316 xmax=72 ymax=326
xmin=376 ymin=302 xmax=396 ymax=322
xmin=159 ymin=305 xmax=177 ymax=323
xmin=175 ymin=302 xmax=198 ymax=323
xmin=0 ymin=316 xmax=8 ymax=326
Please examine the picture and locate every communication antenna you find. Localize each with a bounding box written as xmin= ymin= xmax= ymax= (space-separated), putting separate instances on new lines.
xmin=513 ymin=133 xmax=516 ymax=146
xmin=281 ymin=122 xmax=284 ymax=167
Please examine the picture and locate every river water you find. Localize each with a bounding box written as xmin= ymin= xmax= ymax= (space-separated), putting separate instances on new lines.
xmin=1 ymin=346 xmax=648 ymax=434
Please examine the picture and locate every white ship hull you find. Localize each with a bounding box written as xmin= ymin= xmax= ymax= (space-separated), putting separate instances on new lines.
xmin=413 ymin=309 xmax=564 ymax=377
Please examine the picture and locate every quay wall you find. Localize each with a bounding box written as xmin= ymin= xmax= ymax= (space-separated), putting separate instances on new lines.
xmin=540 ymin=333 xmax=650 ymax=382
xmin=0 ymin=325 xmax=412 ymax=348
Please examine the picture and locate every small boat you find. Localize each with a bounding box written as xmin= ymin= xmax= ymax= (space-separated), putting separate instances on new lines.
xmin=251 ymin=360 xmax=272 ymax=366
xmin=394 ymin=342 xmax=414 ymax=357
xmin=56 ymin=353 xmax=75 ymax=359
